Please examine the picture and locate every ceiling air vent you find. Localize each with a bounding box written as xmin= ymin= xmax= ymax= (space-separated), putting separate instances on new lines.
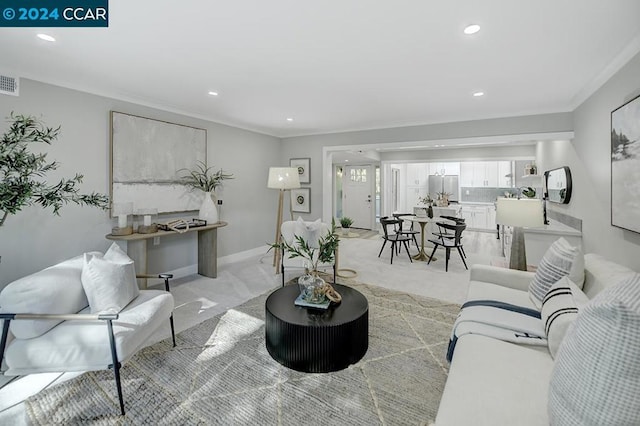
xmin=0 ymin=75 xmax=19 ymax=96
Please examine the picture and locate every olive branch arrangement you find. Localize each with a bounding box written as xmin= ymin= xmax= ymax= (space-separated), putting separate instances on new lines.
xmin=0 ymin=113 xmax=109 ymax=226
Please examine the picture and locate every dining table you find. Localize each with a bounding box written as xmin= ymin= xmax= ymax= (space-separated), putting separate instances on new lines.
xmin=407 ymin=215 xmax=437 ymax=262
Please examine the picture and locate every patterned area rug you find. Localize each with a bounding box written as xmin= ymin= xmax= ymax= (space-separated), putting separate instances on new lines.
xmin=26 ymin=282 xmax=459 ymax=425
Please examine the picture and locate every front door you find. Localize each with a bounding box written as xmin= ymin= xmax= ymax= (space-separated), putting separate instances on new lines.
xmin=342 ymin=165 xmax=373 ymax=229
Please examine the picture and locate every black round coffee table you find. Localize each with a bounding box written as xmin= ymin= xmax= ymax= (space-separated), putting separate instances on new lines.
xmin=265 ymin=283 xmax=368 ymax=373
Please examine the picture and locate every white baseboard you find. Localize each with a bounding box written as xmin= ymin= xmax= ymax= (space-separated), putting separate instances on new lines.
xmin=218 ymin=245 xmax=271 ymax=266
xmin=150 ymin=245 xmax=271 ymax=285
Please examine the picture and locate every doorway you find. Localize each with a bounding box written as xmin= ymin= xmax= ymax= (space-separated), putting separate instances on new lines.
xmin=342 ymin=165 xmax=374 ymax=229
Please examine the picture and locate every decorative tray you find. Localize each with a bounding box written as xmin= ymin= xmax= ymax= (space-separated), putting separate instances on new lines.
xmin=158 ymin=218 xmax=207 ymax=231
xmin=294 ymin=293 xmax=331 ymax=310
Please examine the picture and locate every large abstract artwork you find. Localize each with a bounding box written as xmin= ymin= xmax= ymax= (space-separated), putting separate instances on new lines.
xmin=611 ymin=94 xmax=640 ymax=233
xmin=111 ymin=111 xmax=207 ymax=214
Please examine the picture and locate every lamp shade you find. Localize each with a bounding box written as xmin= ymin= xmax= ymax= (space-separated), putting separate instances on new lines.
xmin=495 ymin=198 xmax=544 ymax=228
xmin=267 ymin=167 xmax=300 ymax=190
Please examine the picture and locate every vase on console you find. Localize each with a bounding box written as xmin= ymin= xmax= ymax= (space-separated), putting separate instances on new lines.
xmin=198 ymin=192 xmax=218 ymax=224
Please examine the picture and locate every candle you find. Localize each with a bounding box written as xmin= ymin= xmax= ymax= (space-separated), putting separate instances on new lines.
xmin=118 ymin=214 xmax=127 ymax=228
xmin=143 ymin=215 xmax=151 ymax=226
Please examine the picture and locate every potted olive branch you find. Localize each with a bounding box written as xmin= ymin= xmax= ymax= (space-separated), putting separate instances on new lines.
xmin=269 ymin=218 xmax=340 ymax=276
xmin=0 ymin=113 xmax=109 ymax=227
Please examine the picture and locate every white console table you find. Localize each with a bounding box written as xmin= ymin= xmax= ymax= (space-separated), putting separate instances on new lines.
xmin=106 ymin=221 xmax=227 ymax=289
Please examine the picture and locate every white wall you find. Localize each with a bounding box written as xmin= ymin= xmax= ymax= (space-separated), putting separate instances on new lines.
xmin=0 ymin=79 xmax=281 ymax=288
xmin=539 ymin=51 xmax=640 ymax=271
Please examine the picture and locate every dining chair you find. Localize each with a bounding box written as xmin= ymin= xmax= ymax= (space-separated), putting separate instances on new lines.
xmin=378 ymin=217 xmax=413 ymax=264
xmin=427 ymin=222 xmax=468 ymax=271
xmin=392 ymin=213 xmax=420 ymax=251
xmin=431 ymin=216 xmax=467 ymax=258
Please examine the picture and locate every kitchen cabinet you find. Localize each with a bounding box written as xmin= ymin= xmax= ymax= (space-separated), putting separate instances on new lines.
xmin=460 ymin=161 xmax=513 ymax=187
xmin=428 ymin=162 xmax=460 ymax=176
xmin=460 ymin=204 xmax=496 ymax=230
xmin=497 ymin=161 xmax=513 ymax=187
xmin=406 ymin=163 xmax=428 ymax=186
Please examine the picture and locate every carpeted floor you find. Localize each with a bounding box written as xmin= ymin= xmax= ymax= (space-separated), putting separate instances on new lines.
xmin=25 ymin=281 xmax=459 ymax=425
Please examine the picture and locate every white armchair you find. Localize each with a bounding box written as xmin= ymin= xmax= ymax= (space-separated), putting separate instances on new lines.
xmin=0 ymin=244 xmax=176 ymax=416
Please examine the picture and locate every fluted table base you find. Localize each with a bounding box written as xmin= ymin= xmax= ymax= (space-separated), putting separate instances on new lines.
xmin=265 ymin=284 xmax=368 ymax=373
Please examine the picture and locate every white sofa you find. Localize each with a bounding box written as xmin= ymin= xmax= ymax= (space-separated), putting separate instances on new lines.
xmin=0 ymin=247 xmax=175 ymax=415
xmin=435 ymin=253 xmax=637 ymax=425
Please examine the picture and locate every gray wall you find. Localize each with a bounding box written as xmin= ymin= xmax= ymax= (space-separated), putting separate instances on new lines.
xmin=539 ymin=51 xmax=640 ymax=271
xmin=0 ymin=79 xmax=280 ymax=288
xmin=282 ymin=114 xmax=572 ymax=220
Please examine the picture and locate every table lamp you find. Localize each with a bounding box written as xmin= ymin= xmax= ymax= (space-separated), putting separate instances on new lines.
xmin=268 ymin=167 xmax=301 ymax=271
xmin=495 ymin=198 xmax=544 ymax=270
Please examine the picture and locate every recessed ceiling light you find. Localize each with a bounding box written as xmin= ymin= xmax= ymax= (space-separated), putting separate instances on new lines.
xmin=286 ymin=118 xmax=293 ymax=122
xmin=37 ymin=33 xmax=56 ymax=42
xmin=463 ymin=24 xmax=480 ymax=35
xmin=473 ymin=91 xmax=485 ymax=97
xmin=345 ymin=159 xmax=349 ymax=162
xmin=208 ymin=91 xmax=218 ymax=96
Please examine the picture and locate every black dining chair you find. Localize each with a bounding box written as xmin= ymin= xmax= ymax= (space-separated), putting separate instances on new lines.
xmin=431 ymin=216 xmax=467 ymax=258
xmin=392 ymin=213 xmax=419 ymax=252
xmin=378 ymin=217 xmax=413 ymax=264
xmin=427 ymin=222 xmax=468 ymax=272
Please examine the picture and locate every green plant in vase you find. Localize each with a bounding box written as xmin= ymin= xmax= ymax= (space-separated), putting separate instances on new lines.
xmin=339 ymin=216 xmax=353 ymax=235
xmin=178 ymin=161 xmax=233 ymax=224
xmin=270 ymin=219 xmax=340 ymax=302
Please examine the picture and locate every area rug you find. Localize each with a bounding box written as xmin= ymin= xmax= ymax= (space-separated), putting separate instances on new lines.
xmin=26 ymin=282 xmax=460 ymax=425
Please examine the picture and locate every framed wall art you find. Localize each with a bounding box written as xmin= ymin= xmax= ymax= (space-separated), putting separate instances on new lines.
xmin=290 ymin=157 xmax=310 ymax=184
xmin=110 ymin=111 xmax=207 ymax=214
xmin=611 ymin=93 xmax=640 ymax=234
xmin=291 ymin=188 xmax=311 ymax=213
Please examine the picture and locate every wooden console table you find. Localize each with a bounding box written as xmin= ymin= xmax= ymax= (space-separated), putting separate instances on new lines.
xmin=106 ymin=221 xmax=228 ymax=289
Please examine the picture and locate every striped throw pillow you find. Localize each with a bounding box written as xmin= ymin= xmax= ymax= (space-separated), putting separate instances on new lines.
xmin=541 ymin=276 xmax=579 ymax=358
xmin=548 ymin=273 xmax=640 ymax=425
xmin=529 ymin=238 xmax=580 ymax=308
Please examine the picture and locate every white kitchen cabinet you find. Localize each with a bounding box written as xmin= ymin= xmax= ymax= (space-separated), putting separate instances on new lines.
xmin=406 ymin=163 xmax=428 ymax=186
xmin=460 ymin=162 xmax=475 ymax=186
xmin=427 ymin=162 xmax=460 ymax=176
xmin=487 ymin=205 xmax=496 ymax=229
xmin=497 ymin=161 xmax=513 ymax=187
xmin=461 ymin=161 xmax=513 ymax=188
xmin=460 ymin=205 xmax=489 ymax=229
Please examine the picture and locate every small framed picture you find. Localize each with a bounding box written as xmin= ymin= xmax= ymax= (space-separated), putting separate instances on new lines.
xmin=291 ymin=188 xmax=311 ymax=213
xmin=290 ymin=157 xmax=310 ymax=184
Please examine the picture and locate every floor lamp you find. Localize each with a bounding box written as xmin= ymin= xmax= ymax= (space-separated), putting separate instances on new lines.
xmin=495 ymin=198 xmax=544 ymax=271
xmin=267 ymin=167 xmax=300 ymax=273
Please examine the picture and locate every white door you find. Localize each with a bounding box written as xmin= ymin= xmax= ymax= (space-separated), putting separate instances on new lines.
xmin=343 ymin=165 xmax=373 ymax=229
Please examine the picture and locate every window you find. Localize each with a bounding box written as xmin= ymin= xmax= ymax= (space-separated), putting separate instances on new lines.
xmin=350 ymin=168 xmax=367 ymax=182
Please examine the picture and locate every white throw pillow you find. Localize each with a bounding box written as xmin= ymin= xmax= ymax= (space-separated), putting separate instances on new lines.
xmin=548 ymin=273 xmax=640 ymax=425
xmin=567 ymin=246 xmax=585 ymax=289
xmin=567 ymin=279 xmax=589 ymax=308
xmin=0 ymin=254 xmax=95 ymax=339
xmin=81 ymin=243 xmax=139 ymax=314
xmin=541 ymin=276 xmax=579 ymax=359
xmin=304 ymin=218 xmax=325 ymax=248
xmin=529 ymin=238 xmax=579 ymax=309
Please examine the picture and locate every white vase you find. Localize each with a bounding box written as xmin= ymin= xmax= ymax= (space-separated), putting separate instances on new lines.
xmin=198 ymin=192 xmax=218 ymax=224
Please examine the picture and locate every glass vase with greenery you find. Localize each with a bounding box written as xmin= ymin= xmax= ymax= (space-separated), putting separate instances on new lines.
xmin=0 ymin=113 xmax=109 ymax=226
xmin=270 ymin=219 xmax=339 ymax=276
